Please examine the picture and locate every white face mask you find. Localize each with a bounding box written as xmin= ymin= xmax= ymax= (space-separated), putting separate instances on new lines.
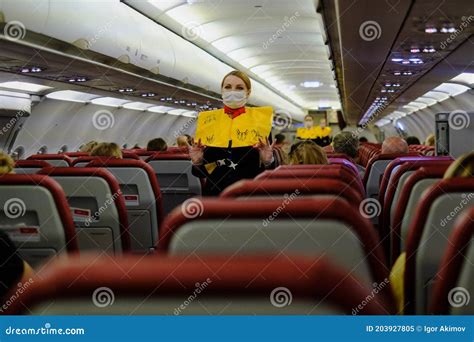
xmin=222 ymin=90 xmax=247 ymax=109
xmin=304 ymin=120 xmax=313 ymax=129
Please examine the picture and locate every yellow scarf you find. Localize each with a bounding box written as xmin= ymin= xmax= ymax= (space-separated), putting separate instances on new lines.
xmin=195 ymin=107 xmax=273 ymax=148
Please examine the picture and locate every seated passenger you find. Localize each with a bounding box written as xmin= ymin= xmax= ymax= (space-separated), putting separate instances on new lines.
xmin=389 ymin=151 xmax=474 ymax=314
xmin=0 ymin=152 xmax=15 ymax=174
xmin=359 ymin=137 xmax=368 ymax=143
xmin=289 ymin=140 xmax=328 ymax=165
xmin=146 ymin=138 xmax=168 ymax=152
xmin=405 ymin=136 xmax=421 ymax=145
xmin=184 ymin=134 xmax=193 ymax=146
xmin=381 ymin=136 xmax=409 ymax=154
xmin=176 ymin=136 xmax=190 ymax=148
xmin=273 ymin=133 xmax=289 ymax=165
xmin=332 ymin=132 xmax=365 ymax=178
xmin=90 ymin=142 xmax=122 ymax=159
xmin=424 ymin=133 xmax=435 ymax=147
xmin=79 ymin=140 xmax=98 ymax=153
xmin=0 ymin=231 xmax=34 ymax=300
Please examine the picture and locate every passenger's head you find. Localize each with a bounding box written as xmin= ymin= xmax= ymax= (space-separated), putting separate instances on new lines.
xmin=184 ymin=134 xmax=193 ymax=146
xmin=90 ymin=142 xmax=122 ymax=159
xmin=303 ymin=115 xmax=314 ymax=129
xmin=289 ymin=141 xmax=329 ymax=165
xmin=405 ymin=136 xmax=421 ymax=145
xmin=359 ymin=137 xmax=368 ymax=143
xmin=221 ymin=70 xmax=251 ymax=109
xmin=275 ymin=133 xmax=286 ymax=146
xmin=176 ymin=136 xmax=190 ymax=148
xmin=425 ymin=133 xmax=435 ymax=147
xmin=444 ymin=151 xmax=474 ymax=179
xmin=0 ymin=152 xmax=14 ymax=175
xmin=146 ymin=138 xmax=167 ymax=152
xmin=332 ymin=131 xmax=359 ymax=158
xmin=381 ymin=136 xmax=409 ymax=154
xmin=79 ymin=140 xmax=98 ymax=153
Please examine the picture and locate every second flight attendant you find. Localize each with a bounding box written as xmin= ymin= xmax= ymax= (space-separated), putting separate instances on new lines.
xmin=190 ymin=70 xmax=274 ymax=196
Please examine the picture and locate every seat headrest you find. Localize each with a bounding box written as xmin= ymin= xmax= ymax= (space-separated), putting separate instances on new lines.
xmin=27 ymin=154 xmax=73 ymax=165
xmin=14 ymin=160 xmax=51 ymax=168
xmin=146 ymin=153 xmax=190 ymax=161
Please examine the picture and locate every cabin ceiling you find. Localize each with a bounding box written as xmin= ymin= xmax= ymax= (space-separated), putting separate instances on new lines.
xmin=321 ymin=0 xmax=474 ymax=125
xmin=124 ymin=0 xmax=342 ymax=112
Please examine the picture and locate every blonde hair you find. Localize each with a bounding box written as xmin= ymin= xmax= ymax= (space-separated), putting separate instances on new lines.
xmin=289 ymin=141 xmax=329 ymax=165
xmin=0 ymin=151 xmax=15 ymax=175
xmin=424 ymin=133 xmax=435 ymax=147
xmin=80 ymin=140 xmax=99 ymax=153
xmin=444 ymin=151 xmax=474 ymax=179
xmin=221 ymin=70 xmax=252 ymax=92
xmin=90 ymin=142 xmax=122 ymax=159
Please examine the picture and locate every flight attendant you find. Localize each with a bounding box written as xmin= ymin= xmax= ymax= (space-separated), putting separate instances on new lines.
xmin=314 ymin=118 xmax=332 ymax=147
xmin=190 ymin=70 xmax=274 ymax=196
xmin=296 ymin=116 xmax=332 ymax=147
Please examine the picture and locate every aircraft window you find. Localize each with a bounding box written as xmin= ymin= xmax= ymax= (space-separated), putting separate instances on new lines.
xmin=58 ymin=145 xmax=68 ymax=153
xmin=122 ymin=144 xmax=128 ymax=149
xmin=11 ymin=146 xmax=25 ymax=160
xmin=37 ymin=145 xmax=48 ymax=154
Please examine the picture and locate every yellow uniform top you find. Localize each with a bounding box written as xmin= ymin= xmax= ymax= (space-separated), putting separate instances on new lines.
xmin=195 ymin=107 xmax=273 ymax=148
xmin=296 ymin=126 xmax=332 ymax=140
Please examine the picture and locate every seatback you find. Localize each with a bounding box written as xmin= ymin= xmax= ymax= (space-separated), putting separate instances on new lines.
xmin=391 ymin=166 xmax=450 ymax=262
xmin=328 ymin=157 xmax=360 ymax=177
xmin=157 ymin=198 xmax=389 ymax=291
xmin=430 ymin=208 xmax=473 ymax=315
xmin=364 ymin=153 xmax=419 ymax=199
xmin=14 ymin=160 xmax=51 ymax=174
xmin=220 ymin=178 xmax=363 ymax=207
xmin=0 ymin=174 xmax=78 ymax=267
xmin=3 ymin=255 xmax=391 ymax=315
xmin=38 ymin=167 xmax=130 ymax=255
xmin=64 ymin=152 xmax=89 ymax=160
xmin=27 ymin=154 xmax=73 ymax=167
xmin=404 ymin=178 xmax=474 ymax=314
xmin=87 ymin=159 xmax=163 ymax=252
xmin=146 ymin=153 xmax=201 ymax=215
xmin=256 ymin=168 xmax=364 ymax=196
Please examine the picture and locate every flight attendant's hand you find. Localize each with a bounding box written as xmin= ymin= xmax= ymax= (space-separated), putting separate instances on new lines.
xmin=190 ymin=138 xmax=205 ymax=165
xmin=256 ymin=138 xmax=274 ymax=167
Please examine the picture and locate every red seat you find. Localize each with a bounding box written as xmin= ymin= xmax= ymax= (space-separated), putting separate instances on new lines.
xmin=27 ymin=154 xmax=73 ymax=167
xmin=71 ymin=156 xmax=121 ymax=167
xmin=404 ymin=178 xmax=474 ymax=314
xmin=14 ymin=160 xmax=51 ymax=173
xmin=256 ymin=167 xmax=364 ymax=196
xmin=328 ymin=157 xmax=360 ymax=176
xmin=2 ymin=254 xmax=392 ymax=315
xmin=157 ymin=197 xmax=390 ymax=295
xmin=122 ymin=152 xmax=140 ymax=160
xmin=220 ymin=178 xmax=363 ymax=207
xmin=64 ymin=152 xmax=89 ymax=159
xmin=391 ymin=165 xmax=451 ymax=261
xmin=326 ymin=153 xmax=350 ymax=159
xmin=38 ymin=167 xmax=131 ymax=253
xmin=430 ymin=207 xmax=473 ymax=314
